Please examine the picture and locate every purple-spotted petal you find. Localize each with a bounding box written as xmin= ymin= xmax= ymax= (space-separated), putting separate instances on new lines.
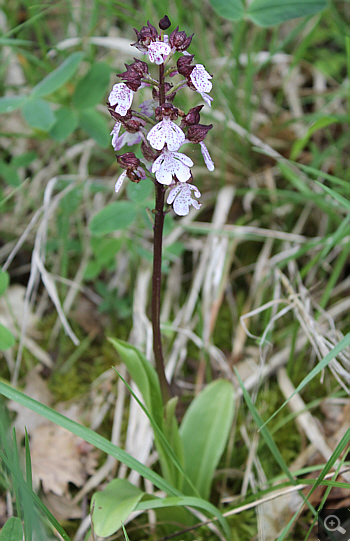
xmin=167 ymin=182 xmax=202 ymax=216
xmin=110 ymin=122 xmax=122 ymax=149
xmin=115 ymin=170 xmax=127 ymax=193
xmin=113 ymin=131 xmax=142 ymax=151
xmin=190 ymin=64 xmax=212 ymax=93
xmin=148 ymin=41 xmax=171 ymax=64
xmin=108 ymin=83 xmax=134 ymax=116
xmin=147 ymin=118 xmax=185 ymax=151
xmin=152 ymin=149 xmax=193 ymax=185
xmin=139 ymin=99 xmax=157 ymax=117
xmin=200 ymin=142 xmax=214 ymax=171
xmin=201 ymin=92 xmax=213 ymax=107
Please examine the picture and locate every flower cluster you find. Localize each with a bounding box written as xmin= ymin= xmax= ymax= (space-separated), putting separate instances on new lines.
xmin=107 ymin=16 xmax=214 ymax=216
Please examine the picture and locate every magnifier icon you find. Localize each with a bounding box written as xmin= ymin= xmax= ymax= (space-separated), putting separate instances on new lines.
xmin=324 ymin=515 xmax=346 ymax=535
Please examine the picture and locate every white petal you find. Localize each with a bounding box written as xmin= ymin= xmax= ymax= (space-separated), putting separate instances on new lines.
xmin=148 ymin=41 xmax=171 ymax=64
xmin=200 ymin=142 xmax=214 ymax=171
xmin=201 ymin=92 xmax=213 ymax=107
xmin=190 ymin=64 xmax=212 ymax=93
xmin=187 ymin=182 xmax=201 ymax=198
xmin=162 ymin=120 xmax=185 ymax=151
xmin=108 ymin=83 xmax=133 ymax=116
xmin=110 ymin=121 xmax=121 ymax=136
xmin=115 ymin=170 xmax=127 ymax=193
xmin=172 ymin=151 xmax=194 ymax=167
xmin=174 ymin=160 xmax=192 ymax=182
xmin=111 ymin=122 xmax=122 ymax=150
xmin=147 ymin=122 xmax=166 ymax=150
xmin=167 ymin=184 xmax=181 ymax=204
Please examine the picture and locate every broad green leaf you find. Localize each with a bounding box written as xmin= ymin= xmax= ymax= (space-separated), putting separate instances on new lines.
xmin=91 ymin=237 xmax=122 ymax=265
xmin=32 ymin=52 xmax=84 ymax=97
xmin=208 ymin=0 xmax=245 ymax=20
xmin=89 ymin=202 xmax=136 ymax=235
xmin=73 ymin=62 xmax=111 ymax=109
xmin=135 ymin=495 xmax=232 ymax=540
xmin=21 ymin=98 xmax=56 ymax=131
xmin=78 ymin=108 xmax=110 ymax=147
xmin=160 ymin=397 xmax=185 ymax=491
xmin=0 ymin=270 xmax=9 ymax=296
xmin=83 ymin=260 xmax=101 ymax=281
xmin=0 ymin=96 xmax=26 ymax=113
xmin=0 ymin=162 xmax=20 ymax=187
xmin=91 ymin=479 xmax=144 ymax=537
xmin=0 ymin=324 xmax=15 ymax=350
xmin=290 ymin=116 xmax=338 ymax=160
xmin=12 ymin=152 xmax=37 ymax=168
xmin=127 ymin=180 xmax=153 ymax=203
xmin=114 ymin=369 xmax=191 ymax=494
xmin=179 ymin=380 xmax=235 ymax=499
xmin=0 ymin=517 xmax=23 ymax=541
xmin=246 ymin=0 xmax=327 ymax=26
xmin=109 ymin=338 xmax=163 ymax=426
xmin=49 ymin=107 xmax=78 ymax=141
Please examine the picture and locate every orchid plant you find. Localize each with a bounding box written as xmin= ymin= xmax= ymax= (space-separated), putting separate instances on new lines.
xmin=107 ymin=15 xmax=214 ymax=403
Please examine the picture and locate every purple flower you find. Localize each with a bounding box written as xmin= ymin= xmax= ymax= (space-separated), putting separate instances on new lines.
xmin=139 ymin=99 xmax=158 ymax=117
xmin=152 ymin=148 xmax=193 ymax=185
xmin=115 ymin=152 xmax=146 ymax=192
xmin=110 ymin=121 xmax=121 ymax=149
xmin=148 ymin=41 xmax=171 ymax=64
xmin=108 ymin=83 xmax=134 ymax=116
xmin=167 ymin=182 xmax=202 ymax=216
xmin=147 ymin=117 xmax=185 ymax=151
xmin=199 ymin=141 xmax=214 ymax=171
xmin=189 ymin=64 xmax=213 ymax=106
xmin=115 ymin=170 xmax=127 ymax=193
xmin=112 ymin=131 xmax=142 ymax=151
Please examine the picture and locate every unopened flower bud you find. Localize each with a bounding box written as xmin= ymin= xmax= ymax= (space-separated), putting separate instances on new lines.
xmin=181 ymin=105 xmax=203 ymax=127
xmin=177 ymin=55 xmax=195 ymax=77
xmin=132 ymin=20 xmax=158 ymax=51
xmin=159 ymin=15 xmax=171 ymax=30
xmin=187 ymin=123 xmax=213 ymax=143
xmin=117 ymin=152 xmax=140 ymax=170
xmin=169 ymin=26 xmax=193 ymax=51
xmin=116 ymin=153 xmax=146 ymax=183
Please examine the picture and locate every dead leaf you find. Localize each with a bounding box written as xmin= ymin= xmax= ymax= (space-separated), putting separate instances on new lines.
xmin=30 ymin=423 xmax=86 ymax=496
xmin=9 ymin=368 xmax=53 ymax=437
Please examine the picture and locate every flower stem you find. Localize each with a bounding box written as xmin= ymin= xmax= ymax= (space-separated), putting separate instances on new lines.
xmin=151 ymin=62 xmax=172 ymax=404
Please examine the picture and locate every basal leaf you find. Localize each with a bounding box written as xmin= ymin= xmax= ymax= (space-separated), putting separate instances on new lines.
xmin=246 ymin=0 xmax=327 ymax=26
xmin=89 ymin=202 xmax=136 ymax=235
xmin=208 ymin=0 xmax=245 ymax=20
xmin=73 ymin=62 xmax=111 ymax=109
xmin=32 ymin=52 xmax=84 ymax=97
xmin=179 ymin=380 xmax=235 ymax=499
xmin=109 ymin=338 xmax=163 ymax=426
xmin=21 ymin=98 xmax=56 ymax=131
xmin=91 ymin=479 xmax=144 ymax=537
